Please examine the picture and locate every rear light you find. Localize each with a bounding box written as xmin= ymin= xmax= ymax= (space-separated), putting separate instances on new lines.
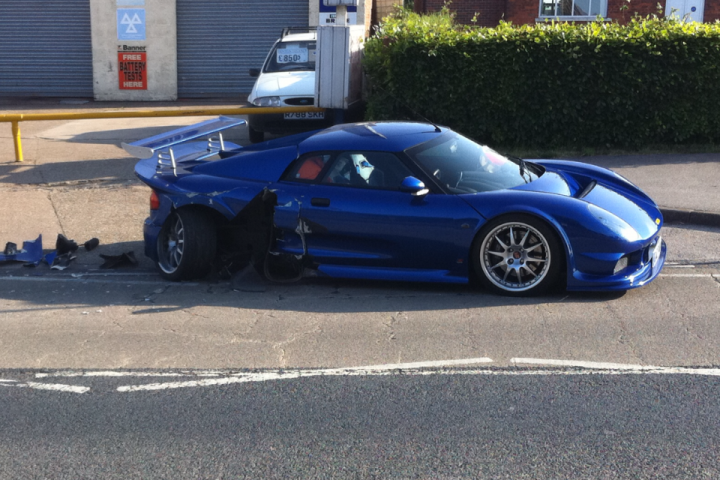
xmin=149 ymin=190 xmax=160 ymax=210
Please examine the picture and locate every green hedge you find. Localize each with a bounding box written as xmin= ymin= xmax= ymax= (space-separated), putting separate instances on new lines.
xmin=363 ymin=9 xmax=720 ymax=148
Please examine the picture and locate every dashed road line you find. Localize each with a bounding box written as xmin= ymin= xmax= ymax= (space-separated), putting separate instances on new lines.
xmin=0 ymin=381 xmax=89 ymax=394
xmin=6 ymin=357 xmax=720 ymax=395
xmin=511 ymin=358 xmax=720 ymax=375
xmin=116 ymin=358 xmax=496 ymax=392
xmin=36 ymin=371 xmax=223 ymax=379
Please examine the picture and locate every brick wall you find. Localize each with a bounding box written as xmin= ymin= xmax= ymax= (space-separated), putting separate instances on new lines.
xmin=375 ymin=0 xmax=403 ymax=21
xmin=420 ymin=0 xmax=507 ymax=26
xmin=705 ymin=0 xmax=720 ymax=21
xmin=505 ymin=0 xmax=537 ymax=24
xmin=607 ymin=0 xmax=658 ymax=23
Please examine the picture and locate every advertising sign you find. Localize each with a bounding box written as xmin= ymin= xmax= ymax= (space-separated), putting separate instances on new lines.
xmin=117 ymin=8 xmax=146 ymax=41
xmin=118 ymin=51 xmax=147 ymax=90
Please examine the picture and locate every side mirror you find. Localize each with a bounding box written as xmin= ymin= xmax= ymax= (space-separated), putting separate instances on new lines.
xmin=400 ymin=176 xmax=429 ymax=196
xmin=249 ymin=68 xmax=260 ymax=78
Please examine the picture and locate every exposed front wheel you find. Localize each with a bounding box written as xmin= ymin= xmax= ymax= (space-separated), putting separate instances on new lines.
xmin=473 ymin=215 xmax=563 ymax=296
xmin=157 ymin=209 xmax=216 ymax=281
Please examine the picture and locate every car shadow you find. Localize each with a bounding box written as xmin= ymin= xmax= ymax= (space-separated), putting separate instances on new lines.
xmin=60 ymin=124 xmax=249 ymax=147
xmin=0 ymin=157 xmax=140 ymax=186
xmin=0 ymin=238 xmax=628 ymax=314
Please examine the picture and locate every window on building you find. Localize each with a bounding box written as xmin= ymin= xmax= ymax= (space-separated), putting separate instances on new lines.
xmin=539 ymin=0 xmax=605 ymax=18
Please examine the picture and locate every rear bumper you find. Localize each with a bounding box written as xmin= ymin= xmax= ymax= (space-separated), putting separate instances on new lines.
xmin=143 ymin=220 xmax=161 ymax=262
xmin=567 ymin=240 xmax=667 ymax=291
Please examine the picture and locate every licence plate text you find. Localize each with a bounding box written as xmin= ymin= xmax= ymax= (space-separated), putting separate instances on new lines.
xmin=284 ymin=112 xmax=325 ymax=120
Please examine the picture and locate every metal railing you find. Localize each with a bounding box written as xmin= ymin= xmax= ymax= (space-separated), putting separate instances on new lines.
xmin=0 ymin=106 xmax=325 ymax=162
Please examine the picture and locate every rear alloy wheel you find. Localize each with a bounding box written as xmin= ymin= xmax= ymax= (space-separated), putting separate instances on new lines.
xmin=473 ymin=215 xmax=562 ymax=296
xmin=157 ymin=209 xmax=216 ymax=281
xmin=248 ymin=126 xmax=264 ymax=144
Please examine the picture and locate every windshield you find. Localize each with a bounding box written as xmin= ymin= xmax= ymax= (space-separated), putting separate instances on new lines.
xmin=406 ymin=132 xmax=540 ymax=194
xmin=263 ymin=40 xmax=316 ymax=73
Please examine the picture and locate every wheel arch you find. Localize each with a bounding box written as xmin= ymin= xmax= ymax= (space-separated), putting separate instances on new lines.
xmin=171 ymin=203 xmax=228 ymax=227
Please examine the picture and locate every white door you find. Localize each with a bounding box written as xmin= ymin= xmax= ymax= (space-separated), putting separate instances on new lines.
xmin=666 ymin=0 xmax=705 ymax=21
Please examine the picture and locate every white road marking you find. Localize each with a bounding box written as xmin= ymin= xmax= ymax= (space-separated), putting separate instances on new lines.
xmin=0 ymin=381 xmax=89 ymax=394
xmin=36 ymin=371 xmax=222 ymax=379
xmin=5 ymin=356 xmax=720 ymax=395
xmin=118 ymin=362 xmax=720 ymax=393
xmin=660 ymin=273 xmax=716 ymax=278
xmin=25 ymin=382 xmax=90 ymax=394
xmin=512 ymin=358 xmax=653 ymax=370
xmin=116 ymin=358 xmax=496 ymax=392
xmin=511 ymin=358 xmax=720 ymax=375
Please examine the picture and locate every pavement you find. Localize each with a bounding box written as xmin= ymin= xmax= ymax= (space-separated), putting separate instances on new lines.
xmin=0 ymin=96 xmax=719 ymax=272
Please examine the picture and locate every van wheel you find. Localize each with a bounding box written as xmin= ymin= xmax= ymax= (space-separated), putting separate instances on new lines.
xmin=248 ymin=126 xmax=264 ymax=144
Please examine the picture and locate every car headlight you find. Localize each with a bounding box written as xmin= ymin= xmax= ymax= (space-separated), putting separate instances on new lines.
xmin=252 ymin=96 xmax=281 ymax=107
xmin=587 ymin=204 xmax=641 ymax=242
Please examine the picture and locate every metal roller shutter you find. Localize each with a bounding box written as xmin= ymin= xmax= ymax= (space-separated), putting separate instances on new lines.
xmin=177 ymin=0 xmax=308 ymax=97
xmin=0 ymin=0 xmax=92 ymax=97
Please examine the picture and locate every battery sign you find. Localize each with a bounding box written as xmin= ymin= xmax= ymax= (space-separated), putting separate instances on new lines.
xmin=118 ymin=52 xmax=147 ymax=89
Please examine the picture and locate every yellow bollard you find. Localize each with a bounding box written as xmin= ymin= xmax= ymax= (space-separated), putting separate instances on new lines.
xmin=11 ymin=121 xmax=23 ymax=162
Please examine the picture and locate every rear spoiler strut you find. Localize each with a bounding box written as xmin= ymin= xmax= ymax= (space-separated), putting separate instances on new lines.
xmin=122 ymin=116 xmax=246 ymax=175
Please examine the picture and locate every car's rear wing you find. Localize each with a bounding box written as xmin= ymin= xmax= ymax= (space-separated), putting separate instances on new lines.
xmin=122 ymin=116 xmax=245 ymax=175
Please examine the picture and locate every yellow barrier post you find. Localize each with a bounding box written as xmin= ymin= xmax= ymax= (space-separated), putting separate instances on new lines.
xmin=11 ymin=121 xmax=23 ymax=162
xmin=1 ymin=106 xmax=325 ymax=163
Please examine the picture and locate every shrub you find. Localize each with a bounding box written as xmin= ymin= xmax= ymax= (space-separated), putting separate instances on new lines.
xmin=363 ymin=8 xmax=720 ymax=148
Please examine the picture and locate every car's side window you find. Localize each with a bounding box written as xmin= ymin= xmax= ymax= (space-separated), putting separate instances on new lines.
xmin=283 ymin=154 xmax=332 ymax=182
xmin=321 ymin=152 xmax=413 ymax=190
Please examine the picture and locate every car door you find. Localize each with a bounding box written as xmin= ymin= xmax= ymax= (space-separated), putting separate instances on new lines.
xmin=273 ymin=151 xmax=484 ymax=278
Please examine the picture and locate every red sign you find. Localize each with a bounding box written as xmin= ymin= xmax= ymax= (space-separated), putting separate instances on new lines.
xmin=118 ymin=52 xmax=147 ymax=90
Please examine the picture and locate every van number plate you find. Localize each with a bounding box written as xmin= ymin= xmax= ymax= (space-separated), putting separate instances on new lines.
xmin=284 ymin=112 xmax=325 ymax=120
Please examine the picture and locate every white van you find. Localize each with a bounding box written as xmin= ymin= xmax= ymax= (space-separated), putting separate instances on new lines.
xmin=247 ymin=27 xmax=332 ymax=143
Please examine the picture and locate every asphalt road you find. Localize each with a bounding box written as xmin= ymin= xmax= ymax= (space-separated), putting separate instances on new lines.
xmin=0 ymin=225 xmax=718 ymax=478
xmin=1 ymin=222 xmax=719 ymax=369
xmin=1 ymin=368 xmax=720 ymax=479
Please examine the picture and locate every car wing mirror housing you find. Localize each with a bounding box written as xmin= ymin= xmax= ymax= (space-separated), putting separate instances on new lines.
xmin=400 ymin=176 xmax=429 ymax=196
xmin=249 ymin=68 xmax=260 ymax=78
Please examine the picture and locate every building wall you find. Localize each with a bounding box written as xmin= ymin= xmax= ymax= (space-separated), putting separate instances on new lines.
xmin=375 ymin=0 xmax=403 ymax=21
xmin=91 ymin=0 xmax=177 ymax=101
xmin=505 ymin=0 xmax=537 ymax=25
xmin=705 ymin=1 xmax=720 ymax=21
xmin=421 ymin=0 xmax=506 ymax=25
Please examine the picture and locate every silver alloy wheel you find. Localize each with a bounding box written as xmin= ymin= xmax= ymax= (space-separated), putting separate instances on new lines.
xmin=158 ymin=213 xmax=185 ymax=274
xmin=479 ymin=221 xmax=551 ymax=293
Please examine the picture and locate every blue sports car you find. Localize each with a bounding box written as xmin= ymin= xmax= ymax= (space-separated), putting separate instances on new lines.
xmin=123 ymin=117 xmax=666 ymax=296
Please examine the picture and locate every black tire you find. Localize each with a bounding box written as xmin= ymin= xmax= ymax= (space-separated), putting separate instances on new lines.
xmin=472 ymin=214 xmax=564 ymax=296
xmin=156 ymin=209 xmax=217 ymax=281
xmin=248 ymin=126 xmax=264 ymax=144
